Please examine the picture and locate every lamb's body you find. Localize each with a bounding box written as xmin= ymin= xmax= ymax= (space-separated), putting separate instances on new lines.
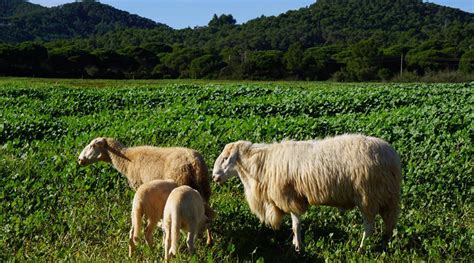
xmin=162 ymin=185 xmax=208 ymax=259
xmin=78 ymin=137 xmax=213 ymax=244
xmin=213 ymin=134 xmax=401 ymax=252
xmin=128 ymin=179 xmax=178 ymax=257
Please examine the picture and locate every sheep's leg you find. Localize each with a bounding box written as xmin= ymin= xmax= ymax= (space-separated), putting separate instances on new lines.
xmin=358 ymin=213 xmax=375 ymax=253
xmin=380 ymin=207 xmax=398 ymax=250
xmin=145 ymin=217 xmax=158 ymax=248
xmin=128 ymin=226 xmax=135 ymax=257
xmin=186 ymin=231 xmax=196 ymax=255
xmin=290 ymin=213 xmax=303 ymax=252
xmin=206 ymin=228 xmax=213 ymax=246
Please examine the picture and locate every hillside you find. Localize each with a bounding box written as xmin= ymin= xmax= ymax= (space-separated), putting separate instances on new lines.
xmin=230 ymin=0 xmax=473 ymax=49
xmin=0 ymin=0 xmax=472 ymax=81
xmin=88 ymin=0 xmax=473 ymax=51
xmin=0 ymin=0 xmax=46 ymax=18
xmin=0 ymin=1 xmax=168 ymax=43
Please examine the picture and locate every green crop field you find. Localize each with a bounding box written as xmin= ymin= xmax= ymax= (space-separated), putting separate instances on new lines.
xmin=0 ymin=78 xmax=472 ymax=261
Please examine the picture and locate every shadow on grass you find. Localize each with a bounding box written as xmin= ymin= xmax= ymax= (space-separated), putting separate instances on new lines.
xmin=214 ymin=217 xmax=348 ymax=262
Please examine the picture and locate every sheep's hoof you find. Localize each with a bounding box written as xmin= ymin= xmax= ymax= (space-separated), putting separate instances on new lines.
xmin=128 ymin=242 xmax=135 ymax=257
xmin=206 ymin=232 xmax=213 ymax=246
xmin=381 ymin=234 xmax=390 ymax=251
xmin=293 ymin=241 xmax=302 ymax=253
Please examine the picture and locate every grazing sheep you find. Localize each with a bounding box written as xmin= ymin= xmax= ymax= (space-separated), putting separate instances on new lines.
xmin=77 ymin=137 xmax=213 ymax=245
xmin=212 ymin=134 xmax=401 ymax=252
xmin=162 ymin=185 xmax=210 ymax=259
xmin=128 ymin=179 xmax=178 ymax=257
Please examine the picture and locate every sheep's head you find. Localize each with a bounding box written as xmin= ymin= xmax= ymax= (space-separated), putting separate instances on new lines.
xmin=212 ymin=141 xmax=250 ymax=184
xmin=78 ymin=137 xmax=108 ymax=165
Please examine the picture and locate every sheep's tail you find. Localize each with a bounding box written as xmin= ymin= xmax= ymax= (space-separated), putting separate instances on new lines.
xmin=380 ymin=168 xmax=402 ymax=241
xmin=131 ymin=197 xmax=142 ymax=245
xmin=191 ymin=151 xmax=215 ymax=246
xmin=169 ymin=212 xmax=180 ymax=257
xmin=194 ymin=155 xmax=216 ymax=245
xmin=193 ymin=154 xmax=211 ymax=203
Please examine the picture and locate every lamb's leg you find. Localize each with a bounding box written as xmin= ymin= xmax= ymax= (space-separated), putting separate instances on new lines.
xmin=186 ymin=231 xmax=196 ymax=255
xmin=358 ymin=213 xmax=375 ymax=253
xmin=145 ymin=217 xmax=159 ymax=248
xmin=128 ymin=226 xmax=135 ymax=257
xmin=204 ymin=204 xmax=214 ymax=246
xmin=162 ymin=227 xmax=166 ymax=251
xmin=290 ymin=213 xmax=303 ymax=252
xmin=163 ymin=228 xmax=170 ymax=260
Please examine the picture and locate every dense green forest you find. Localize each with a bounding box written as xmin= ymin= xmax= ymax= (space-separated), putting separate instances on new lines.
xmin=0 ymin=0 xmax=473 ymax=81
xmin=0 ymin=0 xmax=46 ymax=17
xmin=0 ymin=0 xmax=164 ymax=43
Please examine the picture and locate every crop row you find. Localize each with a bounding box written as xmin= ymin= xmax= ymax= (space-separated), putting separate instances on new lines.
xmin=0 ymin=80 xmax=472 ymax=261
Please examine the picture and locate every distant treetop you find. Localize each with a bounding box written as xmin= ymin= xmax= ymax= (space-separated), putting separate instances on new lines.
xmin=208 ymin=14 xmax=237 ymax=27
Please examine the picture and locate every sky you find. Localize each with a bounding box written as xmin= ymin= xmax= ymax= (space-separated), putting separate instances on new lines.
xmin=30 ymin=0 xmax=474 ymax=29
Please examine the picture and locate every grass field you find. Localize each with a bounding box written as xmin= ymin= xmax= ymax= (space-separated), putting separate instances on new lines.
xmin=1 ymin=78 xmax=472 ymax=261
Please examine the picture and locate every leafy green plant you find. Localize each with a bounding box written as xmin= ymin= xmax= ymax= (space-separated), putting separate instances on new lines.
xmin=0 ymin=79 xmax=472 ymax=261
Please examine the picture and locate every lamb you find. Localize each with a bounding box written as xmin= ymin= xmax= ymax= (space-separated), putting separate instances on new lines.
xmin=212 ymin=134 xmax=401 ymax=252
xmin=77 ymin=137 xmax=213 ymax=245
xmin=128 ymin=179 xmax=178 ymax=257
xmin=162 ymin=185 xmax=210 ymax=259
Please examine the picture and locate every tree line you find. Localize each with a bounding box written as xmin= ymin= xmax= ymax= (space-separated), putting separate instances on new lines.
xmin=0 ymin=37 xmax=472 ymax=81
xmin=0 ymin=0 xmax=473 ymax=81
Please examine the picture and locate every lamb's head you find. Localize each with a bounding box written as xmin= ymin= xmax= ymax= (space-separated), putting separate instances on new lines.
xmin=78 ymin=137 xmax=109 ymax=165
xmin=212 ymin=141 xmax=251 ymax=184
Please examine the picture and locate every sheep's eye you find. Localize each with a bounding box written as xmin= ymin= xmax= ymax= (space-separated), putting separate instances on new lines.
xmin=223 ymin=157 xmax=228 ymax=161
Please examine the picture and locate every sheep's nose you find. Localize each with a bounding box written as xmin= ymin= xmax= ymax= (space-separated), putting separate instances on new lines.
xmin=78 ymin=158 xmax=84 ymax=165
xmin=212 ymin=174 xmax=221 ymax=183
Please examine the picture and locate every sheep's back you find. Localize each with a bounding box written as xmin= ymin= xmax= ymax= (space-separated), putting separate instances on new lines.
xmin=127 ymin=146 xmax=211 ymax=201
xmin=263 ymin=135 xmax=401 ymax=210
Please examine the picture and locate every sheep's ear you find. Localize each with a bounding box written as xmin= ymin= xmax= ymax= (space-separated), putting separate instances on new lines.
xmin=226 ymin=143 xmax=240 ymax=162
xmin=233 ymin=141 xmax=252 ymax=155
xmin=94 ymin=137 xmax=106 ymax=147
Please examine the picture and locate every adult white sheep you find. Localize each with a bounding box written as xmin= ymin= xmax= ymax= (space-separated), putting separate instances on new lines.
xmin=128 ymin=179 xmax=178 ymax=257
xmin=212 ymin=134 xmax=401 ymax=252
xmin=162 ymin=185 xmax=211 ymax=259
xmin=77 ymin=137 xmax=213 ymax=245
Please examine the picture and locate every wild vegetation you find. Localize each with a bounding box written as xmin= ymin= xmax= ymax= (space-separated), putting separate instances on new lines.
xmin=0 ymin=0 xmax=162 ymax=43
xmin=0 ymin=0 xmax=473 ymax=81
xmin=0 ymin=78 xmax=472 ymax=261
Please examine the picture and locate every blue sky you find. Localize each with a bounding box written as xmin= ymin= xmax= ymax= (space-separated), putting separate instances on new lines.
xmin=30 ymin=0 xmax=474 ymax=29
